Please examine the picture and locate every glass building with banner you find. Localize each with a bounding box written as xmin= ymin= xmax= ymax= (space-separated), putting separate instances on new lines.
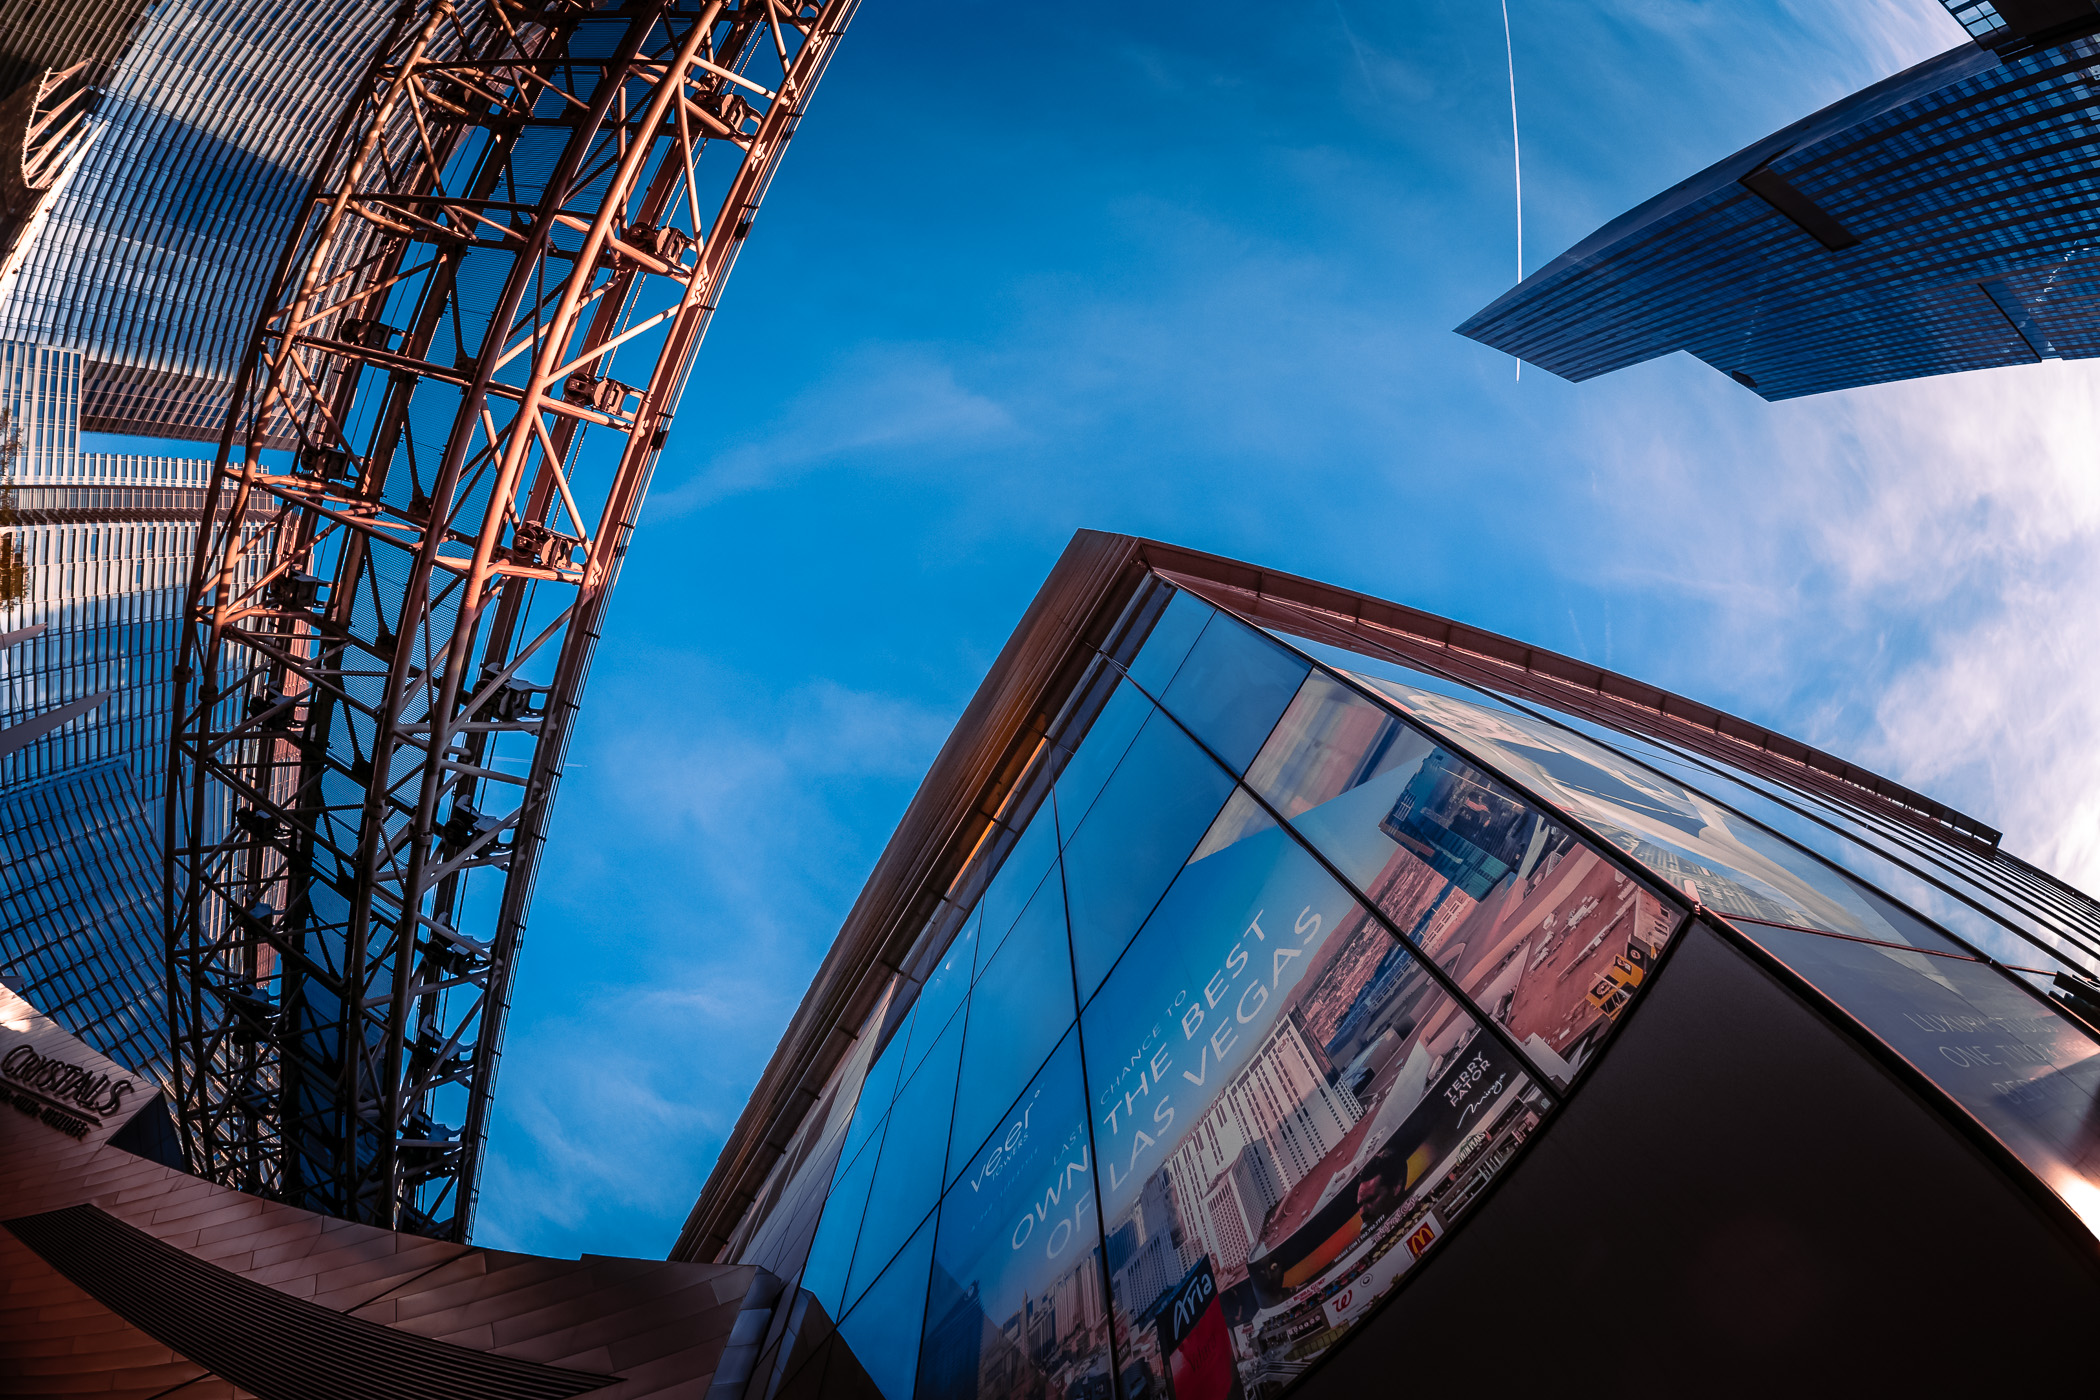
xmin=675 ymin=531 xmax=2100 ymax=1398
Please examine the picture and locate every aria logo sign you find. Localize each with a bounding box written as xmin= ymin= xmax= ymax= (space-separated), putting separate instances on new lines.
xmin=1 ymin=1042 xmax=136 ymax=1142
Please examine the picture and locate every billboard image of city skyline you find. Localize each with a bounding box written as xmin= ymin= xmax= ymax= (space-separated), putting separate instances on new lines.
xmin=1073 ymin=645 xmax=1684 ymax=1397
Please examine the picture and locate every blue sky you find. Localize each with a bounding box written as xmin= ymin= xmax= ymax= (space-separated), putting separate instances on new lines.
xmin=468 ymin=0 xmax=2100 ymax=1257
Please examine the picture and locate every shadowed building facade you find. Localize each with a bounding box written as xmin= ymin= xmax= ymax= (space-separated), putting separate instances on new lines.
xmin=1456 ymin=5 xmax=2100 ymax=401
xmin=0 ymin=0 xmax=394 ymax=437
xmin=672 ymin=531 xmax=2100 ymax=1398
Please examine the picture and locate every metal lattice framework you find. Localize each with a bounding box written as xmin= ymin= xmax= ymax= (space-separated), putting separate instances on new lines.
xmin=166 ymin=0 xmax=855 ymax=1237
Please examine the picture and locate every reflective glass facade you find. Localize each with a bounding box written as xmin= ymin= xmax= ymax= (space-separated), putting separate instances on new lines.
xmin=1456 ymin=31 xmax=2100 ymax=400
xmin=0 ymin=345 xmax=216 ymax=1078
xmin=0 ymin=758 xmax=164 ymax=1075
xmin=691 ymin=556 xmax=2100 ymax=1399
xmin=1 ymin=346 xmax=208 ymax=803
xmin=0 ymin=0 xmax=393 ymax=438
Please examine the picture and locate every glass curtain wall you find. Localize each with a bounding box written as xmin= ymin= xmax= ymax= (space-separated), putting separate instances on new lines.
xmin=1290 ymin=632 xmax=2100 ymax=988
xmin=1297 ymin=643 xmax=2100 ymax=1240
xmin=741 ymin=571 xmax=2100 ymax=1400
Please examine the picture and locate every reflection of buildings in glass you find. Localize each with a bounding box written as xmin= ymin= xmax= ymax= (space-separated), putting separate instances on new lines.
xmin=0 ymin=344 xmax=208 ymax=1076
xmin=1415 ymin=887 xmax=1478 ymax=960
xmin=1379 ymin=751 xmax=1536 ymax=903
xmin=1365 ymin=852 xmax=1455 ymax=947
xmin=923 ymin=1248 xmax=1109 ymax=1400
xmin=1255 ymin=679 xmax=1414 ymax=819
xmin=1202 ymin=1167 xmax=1259 ymax=1279
xmin=1474 ymin=852 xmax=1666 ymax=1074
xmin=1623 ymin=840 xmax=1806 ymax=929
xmin=1516 ymin=825 xmax=1581 ymax=898
xmin=1323 ymin=947 xmax=1424 ymax=1072
xmin=1107 ymin=1171 xmax=1190 ymax=1319
xmin=1297 ymin=914 xmax=1400 ymax=1052
xmin=1165 ymin=1017 xmax=1364 ymax=1286
xmin=920 ymin=1269 xmax=994 ymax=1399
xmin=1042 ymin=1251 xmax=1108 ymax=1350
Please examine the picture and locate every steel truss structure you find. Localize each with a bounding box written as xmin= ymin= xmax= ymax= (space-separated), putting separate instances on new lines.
xmin=166 ymin=0 xmax=855 ymax=1238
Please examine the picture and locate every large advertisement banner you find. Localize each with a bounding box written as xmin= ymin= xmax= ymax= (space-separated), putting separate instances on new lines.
xmin=1156 ymin=1258 xmax=1242 ymax=1400
xmin=1227 ymin=669 xmax=1681 ymax=1090
xmin=1356 ymin=671 xmax=2100 ymax=1233
xmin=920 ymin=1035 xmax=1114 ymax=1400
xmin=1246 ymin=1035 xmax=1519 ymax=1308
xmin=1080 ymin=797 xmax=1546 ymax=1397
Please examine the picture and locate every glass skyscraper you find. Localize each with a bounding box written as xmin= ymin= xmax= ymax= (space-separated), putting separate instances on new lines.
xmin=0 ymin=344 xmax=210 ymax=1077
xmin=675 ymin=532 xmax=2100 ymax=1398
xmin=1457 ymin=15 xmax=2100 ymax=400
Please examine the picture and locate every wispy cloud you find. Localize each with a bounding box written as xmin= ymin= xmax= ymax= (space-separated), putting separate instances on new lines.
xmin=1813 ymin=366 xmax=2100 ymax=887
xmin=474 ymin=665 xmax=954 ymax=1256
xmin=650 ymin=347 xmax=1016 ymax=515
xmin=1542 ymin=0 xmax=2100 ymax=890
xmin=1574 ymin=353 xmax=2100 ymax=890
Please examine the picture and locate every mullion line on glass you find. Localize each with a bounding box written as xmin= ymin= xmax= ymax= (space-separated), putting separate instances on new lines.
xmin=1094 ymin=646 xmax=1568 ymax=1107
xmin=891 ymin=919 xmax=985 ymax=1398
xmin=1173 ymin=615 xmax=1697 ymax=1020
xmin=1278 ymin=622 xmax=2100 ymax=1040
xmin=1053 ymin=783 xmax=1132 ymax=1400
xmin=1636 ymin=731 xmax=2100 ymax=977
xmin=1291 ymin=620 xmax=2045 ymax=969
xmin=1534 ymin=697 xmax=2076 ymax=954
xmin=1528 ymin=690 xmax=2100 ymax=982
xmin=817 ymin=1005 xmax=907 ymax=1325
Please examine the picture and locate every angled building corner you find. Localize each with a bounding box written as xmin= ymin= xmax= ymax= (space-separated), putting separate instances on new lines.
xmin=676 ymin=530 xmax=2100 ymax=1397
xmin=1457 ymin=3 xmax=2100 ymax=400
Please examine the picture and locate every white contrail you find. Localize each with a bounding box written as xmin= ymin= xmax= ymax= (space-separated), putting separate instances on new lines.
xmin=1501 ymin=0 xmax=1523 ymax=381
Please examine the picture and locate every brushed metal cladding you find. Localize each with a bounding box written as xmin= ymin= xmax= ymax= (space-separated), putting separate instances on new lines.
xmin=0 ymin=0 xmax=395 ymax=439
xmin=0 ymin=987 xmax=783 ymax=1397
xmin=5 ymin=1206 xmax=620 ymax=1400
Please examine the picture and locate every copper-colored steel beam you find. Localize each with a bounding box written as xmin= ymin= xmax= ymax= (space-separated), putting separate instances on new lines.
xmin=166 ymin=0 xmax=858 ymax=1238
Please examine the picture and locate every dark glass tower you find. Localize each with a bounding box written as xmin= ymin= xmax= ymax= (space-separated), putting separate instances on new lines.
xmin=1457 ymin=13 xmax=2100 ymax=400
xmin=673 ymin=532 xmax=2100 ymax=1397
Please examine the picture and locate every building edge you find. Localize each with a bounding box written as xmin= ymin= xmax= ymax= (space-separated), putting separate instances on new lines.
xmin=671 ymin=528 xmax=2019 ymax=1266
